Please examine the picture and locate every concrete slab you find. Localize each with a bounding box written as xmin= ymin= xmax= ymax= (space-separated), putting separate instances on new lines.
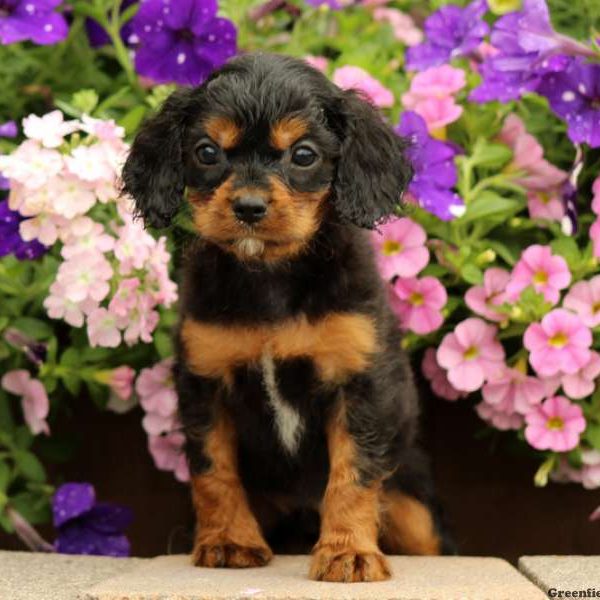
xmin=0 ymin=550 xmax=145 ymax=600
xmin=519 ymin=555 xmax=600 ymax=597
xmin=81 ymin=554 xmax=546 ymax=600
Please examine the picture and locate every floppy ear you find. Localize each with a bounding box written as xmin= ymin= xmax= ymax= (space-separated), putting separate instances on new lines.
xmin=121 ymin=88 xmax=195 ymax=228
xmin=332 ymin=90 xmax=412 ymax=229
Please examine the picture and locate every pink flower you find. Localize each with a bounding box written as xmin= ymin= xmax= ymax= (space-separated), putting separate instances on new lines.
xmin=56 ymin=251 xmax=113 ymax=303
xmin=372 ymin=217 xmax=429 ymax=280
xmin=87 ymin=307 xmax=123 ymax=348
xmin=563 ymin=276 xmax=600 ymax=328
xmin=390 ymin=276 xmax=446 ymax=334
xmin=482 ymin=366 xmax=546 ymax=415
xmin=136 ymin=359 xmax=177 ymax=421
xmin=498 ymin=114 xmax=568 ymax=191
xmin=465 ymin=268 xmax=510 ymax=322
xmin=591 ymin=218 xmax=600 ymax=259
xmin=506 ymin=245 xmax=571 ymax=304
xmin=403 ymin=65 xmax=466 ymax=100
xmin=373 ymin=8 xmax=423 ymax=46
xmin=437 ymin=318 xmax=505 ymax=392
xmin=524 ymin=396 xmax=585 ymax=452
xmin=148 ymin=433 xmax=189 ymax=482
xmin=0 ymin=141 xmax=63 ymax=190
xmin=304 ymin=55 xmax=328 ymax=72
xmin=524 ymin=309 xmax=592 ymax=377
xmin=44 ymin=281 xmax=97 ymax=327
xmin=476 ymin=401 xmax=524 ymax=430
xmin=19 ymin=213 xmax=68 ymax=246
xmin=108 ymin=366 xmax=135 ymax=401
xmin=50 ymin=176 xmax=97 ymax=219
xmin=61 ymin=218 xmax=114 ymax=258
xmin=579 ymin=450 xmax=600 ymax=489
xmin=560 ymin=351 xmax=600 ymax=399
xmin=527 ymin=189 xmax=564 ymax=222
xmin=1 ymin=370 xmax=49 ymax=435
xmin=108 ymin=278 xmax=141 ymax=318
xmin=332 ymin=66 xmax=394 ymax=108
xmin=410 ymin=97 xmax=464 ymax=132
xmin=22 ymin=110 xmax=79 ymax=148
xmin=421 ymin=348 xmax=466 ymax=401
xmin=65 ymin=145 xmax=114 ymax=182
xmin=80 ymin=115 xmax=125 ymax=142
xmin=123 ymin=295 xmax=159 ymax=345
xmin=592 ymin=176 xmax=600 ymax=216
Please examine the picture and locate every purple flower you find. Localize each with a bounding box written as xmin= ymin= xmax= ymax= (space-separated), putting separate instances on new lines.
xmin=0 ymin=0 xmax=68 ymax=45
xmin=130 ymin=0 xmax=237 ymax=86
xmin=537 ymin=59 xmax=600 ymax=148
xmin=405 ymin=0 xmax=489 ymax=71
xmin=0 ymin=200 xmax=47 ymax=260
xmin=85 ymin=0 xmax=136 ymax=48
xmin=396 ymin=111 xmax=464 ymax=221
xmin=53 ymin=483 xmax=133 ymax=557
xmin=0 ymin=120 xmax=17 ymax=137
xmin=305 ymin=0 xmax=344 ymax=7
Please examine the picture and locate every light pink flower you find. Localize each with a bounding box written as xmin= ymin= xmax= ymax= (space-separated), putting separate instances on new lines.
xmin=411 ymin=97 xmax=464 ymax=132
xmin=372 ymin=217 xmax=429 ymax=280
xmin=304 ymin=55 xmax=328 ymax=72
xmin=108 ymin=366 xmax=135 ymax=401
xmin=465 ymin=268 xmax=510 ymax=322
xmin=561 ymin=351 xmax=600 ymax=399
xmin=136 ymin=359 xmax=177 ymax=418
xmin=332 ymin=65 xmax=394 ymax=108
xmin=87 ymin=307 xmax=123 ymax=348
xmin=403 ymin=65 xmax=466 ymax=101
xmin=390 ymin=276 xmax=446 ymax=334
xmin=56 ymin=251 xmax=113 ymax=303
xmin=437 ymin=318 xmax=505 ymax=392
xmin=563 ymin=276 xmax=600 ymax=328
xmin=22 ymin=111 xmax=79 ymax=148
xmin=498 ymin=114 xmax=568 ymax=191
xmin=506 ymin=244 xmax=571 ymax=304
xmin=421 ymin=348 xmax=466 ymax=401
xmin=148 ymin=433 xmax=189 ymax=482
xmin=0 ymin=140 xmax=63 ymax=189
xmin=476 ymin=401 xmax=524 ymax=430
xmin=65 ymin=145 xmax=114 ymax=182
xmin=50 ymin=176 xmax=97 ymax=219
xmin=123 ymin=295 xmax=160 ymax=345
xmin=44 ymin=281 xmax=97 ymax=327
xmin=524 ymin=309 xmax=592 ymax=377
xmin=592 ymin=176 xmax=600 ymax=216
xmin=19 ymin=213 xmax=68 ymax=246
xmin=108 ymin=278 xmax=141 ymax=318
xmin=61 ymin=219 xmax=114 ymax=259
xmin=373 ymin=8 xmax=423 ymax=46
xmin=482 ymin=366 xmax=546 ymax=415
xmin=527 ymin=190 xmax=564 ymax=221
xmin=591 ymin=218 xmax=600 ymax=259
xmin=524 ymin=395 xmax=585 ymax=452
xmin=80 ymin=115 xmax=125 ymax=142
xmin=580 ymin=450 xmax=600 ymax=489
xmin=1 ymin=370 xmax=50 ymax=435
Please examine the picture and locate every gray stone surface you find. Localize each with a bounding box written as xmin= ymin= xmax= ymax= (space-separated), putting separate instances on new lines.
xmin=519 ymin=555 xmax=600 ymax=596
xmin=82 ymin=554 xmax=546 ymax=600
xmin=0 ymin=550 xmax=144 ymax=600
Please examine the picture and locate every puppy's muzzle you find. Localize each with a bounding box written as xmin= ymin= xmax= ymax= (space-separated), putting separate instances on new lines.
xmin=234 ymin=196 xmax=267 ymax=225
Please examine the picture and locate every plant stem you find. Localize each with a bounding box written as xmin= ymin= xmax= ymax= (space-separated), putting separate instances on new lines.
xmin=5 ymin=506 xmax=55 ymax=553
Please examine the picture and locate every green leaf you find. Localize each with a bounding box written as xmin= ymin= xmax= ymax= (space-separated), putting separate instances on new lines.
xmin=584 ymin=422 xmax=600 ymax=449
xmin=0 ymin=460 xmax=10 ymax=492
xmin=154 ymin=330 xmax=173 ymax=359
xmin=71 ymin=89 xmax=99 ymax=115
xmin=60 ymin=348 xmax=81 ymax=368
xmin=62 ymin=375 xmax=81 ymax=397
xmin=470 ymin=138 xmax=513 ymax=169
xmin=551 ymin=237 xmax=581 ymax=270
xmin=460 ymin=263 xmax=483 ymax=285
xmin=459 ymin=191 xmax=522 ymax=224
xmin=120 ymin=2 xmax=140 ymax=24
xmin=13 ymin=450 xmax=46 ymax=483
xmin=11 ymin=317 xmax=53 ymax=340
xmin=120 ymin=105 xmax=147 ymax=136
xmin=10 ymin=491 xmax=51 ymax=525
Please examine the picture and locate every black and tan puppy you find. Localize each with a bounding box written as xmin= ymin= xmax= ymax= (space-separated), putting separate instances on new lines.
xmin=123 ymin=52 xmax=453 ymax=582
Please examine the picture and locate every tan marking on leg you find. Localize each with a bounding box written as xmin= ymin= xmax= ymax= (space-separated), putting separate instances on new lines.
xmin=310 ymin=403 xmax=390 ymax=582
xmin=379 ymin=490 xmax=441 ymax=556
xmin=191 ymin=412 xmax=273 ymax=568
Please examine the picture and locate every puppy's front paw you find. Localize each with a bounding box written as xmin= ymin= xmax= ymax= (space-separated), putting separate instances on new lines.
xmin=310 ymin=546 xmax=391 ymax=582
xmin=193 ymin=540 xmax=273 ymax=568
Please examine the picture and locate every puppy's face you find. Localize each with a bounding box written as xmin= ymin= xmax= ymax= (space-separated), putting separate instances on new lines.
xmin=122 ymin=53 xmax=412 ymax=263
xmin=183 ymin=109 xmax=339 ymax=262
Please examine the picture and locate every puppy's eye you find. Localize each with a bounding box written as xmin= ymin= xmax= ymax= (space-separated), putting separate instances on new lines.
xmin=196 ymin=142 xmax=220 ymax=165
xmin=291 ymin=145 xmax=318 ymax=167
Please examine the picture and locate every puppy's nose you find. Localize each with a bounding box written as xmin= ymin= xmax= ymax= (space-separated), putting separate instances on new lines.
xmin=233 ymin=196 xmax=267 ymax=224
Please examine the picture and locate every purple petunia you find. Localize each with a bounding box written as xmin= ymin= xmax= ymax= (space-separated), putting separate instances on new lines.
xmin=0 ymin=0 xmax=68 ymax=45
xmin=53 ymin=483 xmax=133 ymax=557
xmin=130 ymin=0 xmax=237 ymax=86
xmin=0 ymin=120 xmax=17 ymax=138
xmin=405 ymin=0 xmax=489 ymax=71
xmin=0 ymin=200 xmax=47 ymax=260
xmin=395 ymin=111 xmax=464 ymax=221
xmin=537 ymin=59 xmax=600 ymax=148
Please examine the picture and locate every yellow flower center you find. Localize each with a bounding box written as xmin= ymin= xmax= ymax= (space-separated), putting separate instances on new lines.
xmin=382 ymin=240 xmax=402 ymax=256
xmin=430 ymin=127 xmax=447 ymax=141
xmin=533 ymin=270 xmax=548 ymax=285
xmin=463 ymin=346 xmax=479 ymax=360
xmin=409 ymin=292 xmax=425 ymax=306
xmin=546 ymin=417 xmax=564 ymax=431
xmin=488 ymin=0 xmax=522 ymax=15
xmin=549 ymin=332 xmax=568 ymax=348
xmin=593 ymin=302 xmax=600 ymax=314
xmin=538 ymin=192 xmax=551 ymax=205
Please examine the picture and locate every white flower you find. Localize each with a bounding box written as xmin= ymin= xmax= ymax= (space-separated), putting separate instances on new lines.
xmin=22 ymin=110 xmax=79 ymax=148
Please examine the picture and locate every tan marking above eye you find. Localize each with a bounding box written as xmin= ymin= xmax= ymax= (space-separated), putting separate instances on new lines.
xmin=180 ymin=312 xmax=378 ymax=383
xmin=270 ymin=116 xmax=309 ymax=151
xmin=203 ymin=116 xmax=242 ymax=150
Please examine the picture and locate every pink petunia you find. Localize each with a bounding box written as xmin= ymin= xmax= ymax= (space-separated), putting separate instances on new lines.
xmin=372 ymin=8 xmax=423 ymax=46
xmin=482 ymin=366 xmax=546 ymax=415
xmin=437 ymin=318 xmax=505 ymax=392
xmin=410 ymin=97 xmax=463 ymax=132
xmin=1 ymin=370 xmax=50 ymax=435
xmin=402 ymin=65 xmax=466 ymax=101
xmin=421 ymin=348 xmax=466 ymax=401
xmin=304 ymin=55 xmax=329 ymax=72
xmin=390 ymin=276 xmax=447 ymax=334
xmin=148 ymin=433 xmax=190 ymax=483
xmin=527 ymin=190 xmax=564 ymax=222
xmin=524 ymin=309 xmax=592 ymax=377
xmin=524 ymin=395 xmax=586 ymax=452
xmin=372 ymin=217 xmax=429 ymax=280
xmin=465 ymin=267 xmax=510 ymax=322
xmin=560 ymin=351 xmax=600 ymax=399
xmin=506 ymin=244 xmax=571 ymax=304
xmin=476 ymin=401 xmax=524 ymax=431
xmin=563 ymin=276 xmax=600 ymax=328
xmin=332 ymin=65 xmax=394 ymax=108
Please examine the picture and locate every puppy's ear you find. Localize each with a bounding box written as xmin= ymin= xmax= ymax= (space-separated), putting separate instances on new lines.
xmin=121 ymin=88 xmax=195 ymax=228
xmin=332 ymin=90 xmax=412 ymax=229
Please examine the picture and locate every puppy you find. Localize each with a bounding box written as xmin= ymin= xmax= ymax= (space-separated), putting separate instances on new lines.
xmin=123 ymin=52 xmax=453 ymax=583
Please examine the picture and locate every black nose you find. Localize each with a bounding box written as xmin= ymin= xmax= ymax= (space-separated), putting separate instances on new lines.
xmin=233 ymin=197 xmax=267 ymax=224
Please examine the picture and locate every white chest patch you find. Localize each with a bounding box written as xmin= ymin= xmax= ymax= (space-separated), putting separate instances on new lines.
xmin=260 ymin=353 xmax=304 ymax=455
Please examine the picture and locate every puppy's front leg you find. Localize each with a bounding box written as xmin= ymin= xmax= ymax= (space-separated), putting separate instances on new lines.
xmin=310 ymin=401 xmax=390 ymax=582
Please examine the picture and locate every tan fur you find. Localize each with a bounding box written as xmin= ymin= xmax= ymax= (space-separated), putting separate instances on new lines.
xmin=270 ymin=116 xmax=309 ymax=150
xmin=309 ymin=403 xmax=391 ymax=582
xmin=181 ymin=312 xmax=378 ymax=384
xmin=379 ymin=490 xmax=441 ymax=556
xmin=191 ymin=411 xmax=273 ymax=568
xmin=203 ymin=116 xmax=242 ymax=150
